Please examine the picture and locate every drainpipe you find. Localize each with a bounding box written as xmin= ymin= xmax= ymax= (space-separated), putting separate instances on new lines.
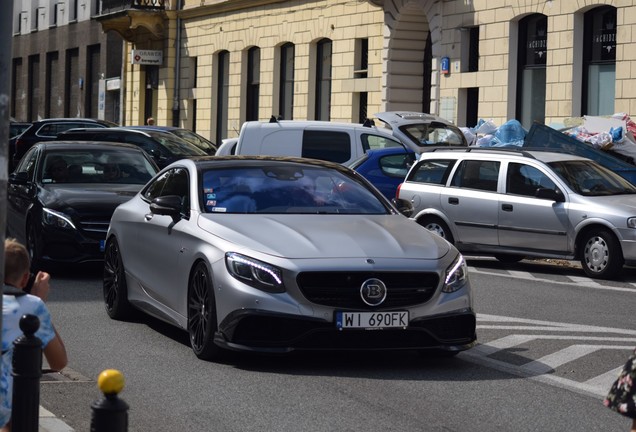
xmin=172 ymin=0 xmax=182 ymax=127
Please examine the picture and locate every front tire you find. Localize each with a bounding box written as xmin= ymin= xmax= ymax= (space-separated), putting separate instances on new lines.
xmin=188 ymin=261 xmax=222 ymax=360
xmin=26 ymin=220 xmax=43 ymax=271
xmin=103 ymin=237 xmax=135 ymax=320
xmin=418 ymin=216 xmax=455 ymax=244
xmin=580 ymin=229 xmax=623 ymax=279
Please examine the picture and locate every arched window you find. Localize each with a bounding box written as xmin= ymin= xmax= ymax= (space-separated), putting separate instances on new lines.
xmin=279 ymin=43 xmax=295 ymax=120
xmin=516 ymin=14 xmax=547 ymax=128
xmin=246 ymin=47 xmax=260 ymax=121
xmin=315 ymin=39 xmax=332 ymax=121
xmin=215 ymin=50 xmax=229 ymax=144
xmin=583 ymin=6 xmax=616 ymax=116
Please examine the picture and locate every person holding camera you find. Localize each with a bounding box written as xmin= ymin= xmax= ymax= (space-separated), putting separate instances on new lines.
xmin=1 ymin=238 xmax=67 ymax=431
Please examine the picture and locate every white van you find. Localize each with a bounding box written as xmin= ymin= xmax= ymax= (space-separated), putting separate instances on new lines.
xmin=233 ymin=117 xmax=404 ymax=165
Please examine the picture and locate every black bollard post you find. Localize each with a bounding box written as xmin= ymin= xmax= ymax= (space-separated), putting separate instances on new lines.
xmin=11 ymin=314 xmax=42 ymax=432
xmin=90 ymin=369 xmax=129 ymax=432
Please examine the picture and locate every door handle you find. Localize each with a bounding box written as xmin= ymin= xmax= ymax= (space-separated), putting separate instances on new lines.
xmin=502 ymin=204 xmax=513 ymax=212
xmin=448 ymin=197 xmax=459 ymax=205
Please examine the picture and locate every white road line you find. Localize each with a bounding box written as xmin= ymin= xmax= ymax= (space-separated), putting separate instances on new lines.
xmin=521 ymin=345 xmax=605 ymax=375
xmin=477 ymin=313 xmax=636 ymax=335
xmin=565 ymin=275 xmax=603 ymax=287
xmin=476 ymin=333 xmax=636 ymax=343
xmin=468 ymin=266 xmax=636 ymax=293
xmin=506 ymin=270 xmax=534 ymax=279
xmin=584 ymin=366 xmax=623 ymax=394
xmin=472 ymin=334 xmax=536 ymax=356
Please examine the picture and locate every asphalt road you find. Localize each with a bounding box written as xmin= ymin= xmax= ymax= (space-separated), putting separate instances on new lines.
xmin=37 ymin=259 xmax=635 ymax=431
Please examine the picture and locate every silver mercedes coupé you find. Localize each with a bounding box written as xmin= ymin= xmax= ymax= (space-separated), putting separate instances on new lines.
xmin=103 ymin=156 xmax=476 ymax=360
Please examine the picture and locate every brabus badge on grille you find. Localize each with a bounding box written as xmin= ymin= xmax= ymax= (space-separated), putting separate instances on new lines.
xmin=360 ymin=278 xmax=387 ymax=306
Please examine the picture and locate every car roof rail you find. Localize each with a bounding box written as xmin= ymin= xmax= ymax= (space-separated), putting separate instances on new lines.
xmin=426 ymin=146 xmax=539 ymax=159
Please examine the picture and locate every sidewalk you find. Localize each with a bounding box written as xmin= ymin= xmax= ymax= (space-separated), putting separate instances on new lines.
xmin=39 ymin=405 xmax=74 ymax=432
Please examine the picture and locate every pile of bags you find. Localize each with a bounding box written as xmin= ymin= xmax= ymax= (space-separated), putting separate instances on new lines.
xmin=460 ymin=119 xmax=527 ymax=147
xmin=460 ymin=113 xmax=636 ymax=164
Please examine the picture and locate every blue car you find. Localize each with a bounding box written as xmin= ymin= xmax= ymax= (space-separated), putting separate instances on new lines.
xmin=349 ymin=146 xmax=417 ymax=200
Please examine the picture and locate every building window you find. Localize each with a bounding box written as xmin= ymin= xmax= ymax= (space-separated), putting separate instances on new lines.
xmin=216 ymin=50 xmax=229 ymax=144
xmin=45 ymin=52 xmax=59 ymax=118
xmin=28 ymin=55 xmax=40 ymax=121
xmin=70 ymin=0 xmax=78 ymax=21
xmin=583 ymin=6 xmax=616 ymax=116
xmin=279 ymin=43 xmax=295 ymax=120
xmin=516 ymin=14 xmax=547 ymax=128
xmin=315 ymin=38 xmax=332 ymax=121
xmin=246 ymin=47 xmax=260 ymax=121
xmin=354 ymin=38 xmax=368 ymax=79
xmin=86 ymin=45 xmax=100 ymax=118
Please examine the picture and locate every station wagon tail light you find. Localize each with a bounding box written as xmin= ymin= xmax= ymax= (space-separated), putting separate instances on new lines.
xmin=442 ymin=254 xmax=468 ymax=293
xmin=225 ymin=252 xmax=285 ymax=293
xmin=42 ymin=208 xmax=76 ymax=230
xmin=628 ymin=218 xmax=636 ymax=229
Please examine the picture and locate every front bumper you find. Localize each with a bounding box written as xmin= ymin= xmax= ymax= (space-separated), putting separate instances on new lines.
xmin=214 ymin=308 xmax=477 ymax=353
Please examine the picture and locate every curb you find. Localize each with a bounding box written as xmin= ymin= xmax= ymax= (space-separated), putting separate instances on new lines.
xmin=39 ymin=406 xmax=75 ymax=432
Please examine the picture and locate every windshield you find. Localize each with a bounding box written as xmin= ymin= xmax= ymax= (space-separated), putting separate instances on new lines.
xmin=201 ymin=164 xmax=389 ymax=214
xmin=148 ymin=131 xmax=208 ymax=157
xmin=400 ymin=122 xmax=466 ymax=147
xmin=41 ymin=149 xmax=157 ymax=185
xmin=549 ymin=160 xmax=636 ymax=196
xmin=172 ymin=129 xmax=217 ymax=153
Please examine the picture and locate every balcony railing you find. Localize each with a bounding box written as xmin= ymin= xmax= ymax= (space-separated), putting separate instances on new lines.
xmin=100 ymin=0 xmax=165 ymax=15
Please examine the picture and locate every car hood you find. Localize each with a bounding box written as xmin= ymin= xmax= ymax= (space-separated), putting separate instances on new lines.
xmin=197 ymin=214 xmax=452 ymax=260
xmin=40 ymin=184 xmax=141 ymax=212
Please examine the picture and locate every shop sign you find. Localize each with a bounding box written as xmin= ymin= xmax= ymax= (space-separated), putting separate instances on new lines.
xmin=131 ymin=50 xmax=163 ymax=65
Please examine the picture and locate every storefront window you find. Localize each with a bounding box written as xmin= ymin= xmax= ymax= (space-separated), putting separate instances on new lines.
xmin=583 ymin=6 xmax=616 ymax=116
xmin=517 ymin=14 xmax=547 ymax=129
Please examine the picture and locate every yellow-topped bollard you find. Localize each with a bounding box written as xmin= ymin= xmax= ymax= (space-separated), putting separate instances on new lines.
xmin=97 ymin=369 xmax=125 ymax=395
xmin=91 ymin=369 xmax=129 ymax=432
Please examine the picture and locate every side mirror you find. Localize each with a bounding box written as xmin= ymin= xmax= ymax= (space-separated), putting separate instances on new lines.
xmin=535 ymin=187 xmax=565 ymax=202
xmin=9 ymin=171 xmax=30 ymax=185
xmin=392 ymin=198 xmax=414 ymax=217
xmin=150 ymin=195 xmax=183 ymax=222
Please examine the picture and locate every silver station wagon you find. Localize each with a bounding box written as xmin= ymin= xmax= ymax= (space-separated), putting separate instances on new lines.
xmin=396 ymin=148 xmax=636 ymax=279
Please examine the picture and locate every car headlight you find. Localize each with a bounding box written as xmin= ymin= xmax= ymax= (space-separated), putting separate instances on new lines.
xmin=225 ymin=252 xmax=285 ymax=293
xmin=628 ymin=217 xmax=636 ymax=229
xmin=442 ymin=254 xmax=468 ymax=293
xmin=42 ymin=208 xmax=76 ymax=230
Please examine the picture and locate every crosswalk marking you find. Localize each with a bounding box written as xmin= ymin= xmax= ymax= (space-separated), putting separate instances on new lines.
xmin=465 ymin=314 xmax=636 ymax=398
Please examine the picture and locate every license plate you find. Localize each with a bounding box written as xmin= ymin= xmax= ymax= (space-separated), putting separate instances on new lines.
xmin=336 ymin=311 xmax=408 ymax=330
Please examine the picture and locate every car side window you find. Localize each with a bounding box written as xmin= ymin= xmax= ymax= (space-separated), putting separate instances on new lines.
xmin=408 ymin=159 xmax=455 ymax=185
xmin=451 ymin=160 xmax=500 ymax=191
xmin=143 ymin=168 xmax=190 ymax=216
xmin=16 ymin=147 xmax=39 ymax=180
xmin=378 ymin=154 xmax=416 ymax=178
xmin=360 ymin=134 xmax=403 ymax=151
xmin=302 ymin=131 xmax=351 ymax=163
xmin=507 ymin=163 xmax=557 ymax=197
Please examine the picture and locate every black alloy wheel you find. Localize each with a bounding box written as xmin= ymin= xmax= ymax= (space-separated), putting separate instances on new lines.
xmin=188 ymin=261 xmax=222 ymax=360
xmin=26 ymin=220 xmax=42 ymax=271
xmin=103 ymin=237 xmax=134 ymax=320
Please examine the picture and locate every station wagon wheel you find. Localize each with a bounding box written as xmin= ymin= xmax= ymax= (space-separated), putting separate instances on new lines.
xmin=418 ymin=216 xmax=455 ymax=244
xmin=103 ymin=237 xmax=135 ymax=320
xmin=188 ymin=261 xmax=221 ymax=360
xmin=580 ymin=229 xmax=623 ymax=280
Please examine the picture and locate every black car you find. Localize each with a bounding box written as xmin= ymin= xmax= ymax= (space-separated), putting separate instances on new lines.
xmin=13 ymin=118 xmax=116 ymax=169
xmin=56 ymin=127 xmax=208 ymax=168
xmin=7 ymin=141 xmax=159 ymax=269
xmin=8 ymin=121 xmax=31 ymax=170
xmin=127 ymin=125 xmax=218 ymax=155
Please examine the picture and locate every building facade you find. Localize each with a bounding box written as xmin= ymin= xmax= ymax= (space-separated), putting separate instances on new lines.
xmin=11 ymin=0 xmax=635 ymax=143
xmin=11 ymin=0 xmax=123 ymax=123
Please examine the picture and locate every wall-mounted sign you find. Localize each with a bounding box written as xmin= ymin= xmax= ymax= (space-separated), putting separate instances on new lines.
xmin=131 ymin=50 xmax=163 ymax=65
xmin=106 ymin=78 xmax=121 ymax=91
xmin=441 ymin=57 xmax=450 ymax=75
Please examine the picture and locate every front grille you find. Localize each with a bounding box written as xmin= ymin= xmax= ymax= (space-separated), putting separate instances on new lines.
xmin=296 ymin=271 xmax=439 ymax=309
xmin=77 ymin=218 xmax=110 ymax=239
